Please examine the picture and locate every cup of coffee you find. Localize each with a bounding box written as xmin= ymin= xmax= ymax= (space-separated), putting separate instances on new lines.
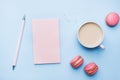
xmin=77 ymin=22 xmax=104 ymax=49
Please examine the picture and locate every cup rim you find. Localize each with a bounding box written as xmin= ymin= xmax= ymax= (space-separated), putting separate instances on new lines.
xmin=77 ymin=22 xmax=104 ymax=48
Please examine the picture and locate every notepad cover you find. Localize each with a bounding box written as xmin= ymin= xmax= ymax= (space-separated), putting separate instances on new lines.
xmin=32 ymin=19 xmax=60 ymax=64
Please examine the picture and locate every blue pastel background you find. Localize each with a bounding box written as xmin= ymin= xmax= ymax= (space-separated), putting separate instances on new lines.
xmin=0 ymin=0 xmax=120 ymax=80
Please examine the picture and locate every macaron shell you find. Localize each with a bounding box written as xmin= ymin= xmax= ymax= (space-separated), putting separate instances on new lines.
xmin=106 ymin=12 xmax=119 ymax=26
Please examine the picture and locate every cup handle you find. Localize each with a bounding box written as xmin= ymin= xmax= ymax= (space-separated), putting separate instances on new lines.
xmin=99 ymin=44 xmax=105 ymax=49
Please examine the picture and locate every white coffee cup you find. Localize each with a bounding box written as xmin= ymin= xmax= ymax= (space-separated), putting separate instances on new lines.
xmin=77 ymin=22 xmax=105 ymax=49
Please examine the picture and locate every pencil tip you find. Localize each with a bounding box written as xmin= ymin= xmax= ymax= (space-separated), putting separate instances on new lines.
xmin=12 ymin=65 xmax=15 ymax=70
xmin=22 ymin=15 xmax=26 ymax=20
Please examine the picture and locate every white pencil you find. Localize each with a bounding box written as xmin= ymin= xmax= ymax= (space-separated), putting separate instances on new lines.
xmin=12 ymin=15 xmax=26 ymax=70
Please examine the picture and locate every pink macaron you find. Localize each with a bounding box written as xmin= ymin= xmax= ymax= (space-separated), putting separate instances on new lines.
xmin=84 ymin=62 xmax=98 ymax=76
xmin=70 ymin=56 xmax=84 ymax=69
xmin=106 ymin=12 xmax=119 ymax=27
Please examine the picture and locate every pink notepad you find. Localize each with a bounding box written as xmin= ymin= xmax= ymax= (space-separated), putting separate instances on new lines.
xmin=32 ymin=19 xmax=60 ymax=64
